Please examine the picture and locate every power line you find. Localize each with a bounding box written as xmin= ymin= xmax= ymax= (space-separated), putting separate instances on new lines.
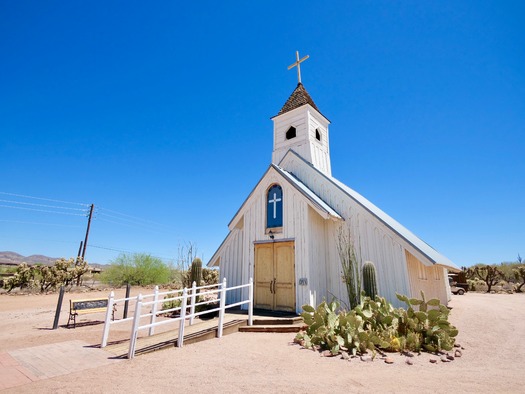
xmin=0 ymin=219 xmax=84 ymax=228
xmin=97 ymin=206 xmax=167 ymax=228
xmin=95 ymin=217 xmax=163 ymax=233
xmin=96 ymin=211 xmax=160 ymax=228
xmin=0 ymin=191 xmax=90 ymax=207
xmin=0 ymin=204 xmax=87 ymax=216
xmin=0 ymin=199 xmax=89 ymax=212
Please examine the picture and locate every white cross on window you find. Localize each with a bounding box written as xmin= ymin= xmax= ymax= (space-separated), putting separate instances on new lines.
xmin=268 ymin=193 xmax=282 ymax=219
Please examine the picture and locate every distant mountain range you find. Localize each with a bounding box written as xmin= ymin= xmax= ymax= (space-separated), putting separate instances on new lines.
xmin=0 ymin=251 xmax=63 ymax=266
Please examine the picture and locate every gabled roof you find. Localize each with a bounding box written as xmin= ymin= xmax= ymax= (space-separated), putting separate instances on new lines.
xmin=275 ymin=83 xmax=321 ymax=116
xmin=208 ymin=163 xmax=343 ymax=267
xmin=227 ymin=164 xmax=342 ymax=230
xmin=279 ymin=150 xmax=460 ymax=272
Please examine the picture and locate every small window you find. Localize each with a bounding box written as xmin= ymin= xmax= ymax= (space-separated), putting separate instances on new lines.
xmin=286 ymin=126 xmax=296 ymax=140
xmin=315 ymin=128 xmax=321 ymax=141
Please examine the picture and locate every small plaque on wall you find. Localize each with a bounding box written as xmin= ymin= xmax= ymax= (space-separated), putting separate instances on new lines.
xmin=299 ymin=278 xmax=308 ymax=286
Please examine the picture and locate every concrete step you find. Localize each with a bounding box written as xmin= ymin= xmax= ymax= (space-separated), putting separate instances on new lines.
xmin=239 ymin=323 xmax=306 ymax=333
xmin=252 ymin=317 xmax=303 ymax=326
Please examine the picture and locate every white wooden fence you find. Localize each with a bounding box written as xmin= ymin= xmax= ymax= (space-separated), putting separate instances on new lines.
xmin=101 ymin=278 xmax=253 ymax=359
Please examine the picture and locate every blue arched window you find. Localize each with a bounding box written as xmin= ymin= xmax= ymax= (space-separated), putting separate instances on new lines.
xmin=266 ymin=185 xmax=283 ymax=228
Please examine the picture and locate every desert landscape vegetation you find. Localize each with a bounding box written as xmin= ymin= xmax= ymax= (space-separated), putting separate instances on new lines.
xmin=1 ymin=253 xmax=525 ymax=393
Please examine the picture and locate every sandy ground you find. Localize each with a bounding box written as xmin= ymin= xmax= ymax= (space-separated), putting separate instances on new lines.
xmin=1 ymin=290 xmax=524 ymax=393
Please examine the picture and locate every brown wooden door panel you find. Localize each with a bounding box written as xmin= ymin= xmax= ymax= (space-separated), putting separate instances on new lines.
xmin=255 ymin=243 xmax=274 ymax=309
xmin=254 ymin=241 xmax=295 ymax=312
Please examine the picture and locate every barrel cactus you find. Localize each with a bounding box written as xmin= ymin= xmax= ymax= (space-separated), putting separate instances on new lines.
xmin=362 ymin=261 xmax=378 ymax=299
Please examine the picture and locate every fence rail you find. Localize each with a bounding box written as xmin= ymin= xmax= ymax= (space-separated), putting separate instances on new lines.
xmin=100 ymin=278 xmax=253 ymax=359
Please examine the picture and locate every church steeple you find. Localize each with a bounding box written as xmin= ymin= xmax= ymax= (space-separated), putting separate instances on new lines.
xmin=271 ymin=52 xmax=332 ymax=176
xmin=276 ymin=82 xmax=321 ymax=116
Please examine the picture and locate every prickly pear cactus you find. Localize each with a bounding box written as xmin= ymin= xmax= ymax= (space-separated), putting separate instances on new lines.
xmin=362 ymin=261 xmax=378 ymax=299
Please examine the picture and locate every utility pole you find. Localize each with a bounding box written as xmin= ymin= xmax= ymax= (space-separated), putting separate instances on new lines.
xmin=76 ymin=241 xmax=83 ymax=261
xmin=81 ymin=204 xmax=94 ymax=260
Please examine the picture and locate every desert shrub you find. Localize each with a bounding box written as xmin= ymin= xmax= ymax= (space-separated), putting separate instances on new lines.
xmin=296 ymin=291 xmax=458 ymax=356
xmin=100 ymin=253 xmax=171 ymax=286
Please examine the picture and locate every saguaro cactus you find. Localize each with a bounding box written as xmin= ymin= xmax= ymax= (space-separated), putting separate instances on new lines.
xmin=190 ymin=258 xmax=202 ymax=287
xmin=362 ymin=261 xmax=378 ymax=299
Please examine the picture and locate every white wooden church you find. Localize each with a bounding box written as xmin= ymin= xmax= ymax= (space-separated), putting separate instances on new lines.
xmin=208 ymin=53 xmax=459 ymax=313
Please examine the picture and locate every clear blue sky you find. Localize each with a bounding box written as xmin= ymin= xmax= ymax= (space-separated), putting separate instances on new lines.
xmin=1 ymin=1 xmax=523 ymax=267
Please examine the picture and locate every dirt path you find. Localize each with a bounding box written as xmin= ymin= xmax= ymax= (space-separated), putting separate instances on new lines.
xmin=1 ymin=291 xmax=524 ymax=393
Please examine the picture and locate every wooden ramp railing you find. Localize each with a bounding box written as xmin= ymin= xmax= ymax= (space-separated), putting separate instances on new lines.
xmin=100 ymin=278 xmax=254 ymax=359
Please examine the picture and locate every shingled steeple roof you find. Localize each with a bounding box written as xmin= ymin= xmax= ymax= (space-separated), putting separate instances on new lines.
xmin=276 ymin=83 xmax=322 ymax=117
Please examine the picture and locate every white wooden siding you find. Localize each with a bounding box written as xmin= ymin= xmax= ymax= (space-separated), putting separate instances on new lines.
xmin=405 ymin=250 xmax=448 ymax=304
xmin=214 ymin=151 xmax=448 ymax=311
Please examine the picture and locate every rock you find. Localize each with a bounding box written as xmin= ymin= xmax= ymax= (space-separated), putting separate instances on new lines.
xmin=321 ymin=350 xmax=332 ymax=357
xmin=341 ymin=352 xmax=350 ymax=361
xmin=454 ymin=343 xmax=461 ymax=348
xmin=430 ymin=358 xmax=438 ymax=364
xmin=446 ymin=354 xmax=455 ymax=361
xmin=360 ymin=355 xmax=373 ymax=362
xmin=384 ymin=357 xmax=394 ymax=364
xmin=441 ymin=356 xmax=450 ymax=363
xmin=403 ymin=351 xmax=415 ymax=357
xmin=406 ymin=358 xmax=414 ymax=365
xmin=454 ymin=349 xmax=462 ymax=358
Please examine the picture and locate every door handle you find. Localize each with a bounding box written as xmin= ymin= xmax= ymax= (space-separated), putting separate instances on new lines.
xmin=271 ymin=278 xmax=276 ymax=294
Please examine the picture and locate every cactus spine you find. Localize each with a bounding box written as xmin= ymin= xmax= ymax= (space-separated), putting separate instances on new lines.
xmin=362 ymin=261 xmax=378 ymax=299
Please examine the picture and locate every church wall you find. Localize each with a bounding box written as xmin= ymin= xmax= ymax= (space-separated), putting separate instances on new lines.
xmin=304 ymin=206 xmax=329 ymax=308
xmin=219 ymin=168 xmax=318 ymax=312
xmin=405 ymin=250 xmax=448 ymax=305
xmin=219 ymin=229 xmax=244 ymax=305
xmin=280 ymin=155 xmax=428 ymax=308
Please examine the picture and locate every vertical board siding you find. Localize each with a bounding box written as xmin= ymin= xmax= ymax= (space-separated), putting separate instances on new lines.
xmin=405 ymin=250 xmax=448 ymax=305
xmin=215 ymin=155 xmax=449 ymax=311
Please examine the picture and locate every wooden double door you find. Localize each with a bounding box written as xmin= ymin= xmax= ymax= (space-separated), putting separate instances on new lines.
xmin=254 ymin=241 xmax=295 ymax=312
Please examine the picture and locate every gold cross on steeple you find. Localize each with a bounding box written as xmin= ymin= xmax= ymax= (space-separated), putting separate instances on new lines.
xmin=287 ymin=51 xmax=309 ymax=84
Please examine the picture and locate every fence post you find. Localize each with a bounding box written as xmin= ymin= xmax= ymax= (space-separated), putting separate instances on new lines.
xmin=177 ymin=288 xmax=188 ymax=348
xmin=128 ymin=294 xmax=143 ymax=359
xmin=189 ymin=281 xmax=196 ymax=325
xmin=52 ymin=285 xmax=65 ymax=330
xmin=123 ymin=283 xmax=131 ymax=319
xmin=101 ymin=291 xmax=115 ymax=348
xmin=217 ymin=278 xmax=227 ymax=338
xmin=149 ymin=286 xmax=159 ymax=336
xmin=248 ymin=277 xmax=254 ymax=326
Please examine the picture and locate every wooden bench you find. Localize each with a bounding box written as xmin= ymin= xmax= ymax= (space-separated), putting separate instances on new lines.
xmin=67 ymin=298 xmax=112 ymax=328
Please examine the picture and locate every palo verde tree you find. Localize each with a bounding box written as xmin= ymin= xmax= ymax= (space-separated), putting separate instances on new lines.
xmin=100 ymin=253 xmax=171 ymax=286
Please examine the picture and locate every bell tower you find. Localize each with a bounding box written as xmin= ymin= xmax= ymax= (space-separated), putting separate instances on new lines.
xmin=271 ymin=52 xmax=331 ymax=176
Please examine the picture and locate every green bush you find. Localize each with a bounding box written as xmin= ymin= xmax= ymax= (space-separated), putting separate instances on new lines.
xmin=100 ymin=253 xmax=171 ymax=286
xmin=296 ymin=291 xmax=458 ymax=356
